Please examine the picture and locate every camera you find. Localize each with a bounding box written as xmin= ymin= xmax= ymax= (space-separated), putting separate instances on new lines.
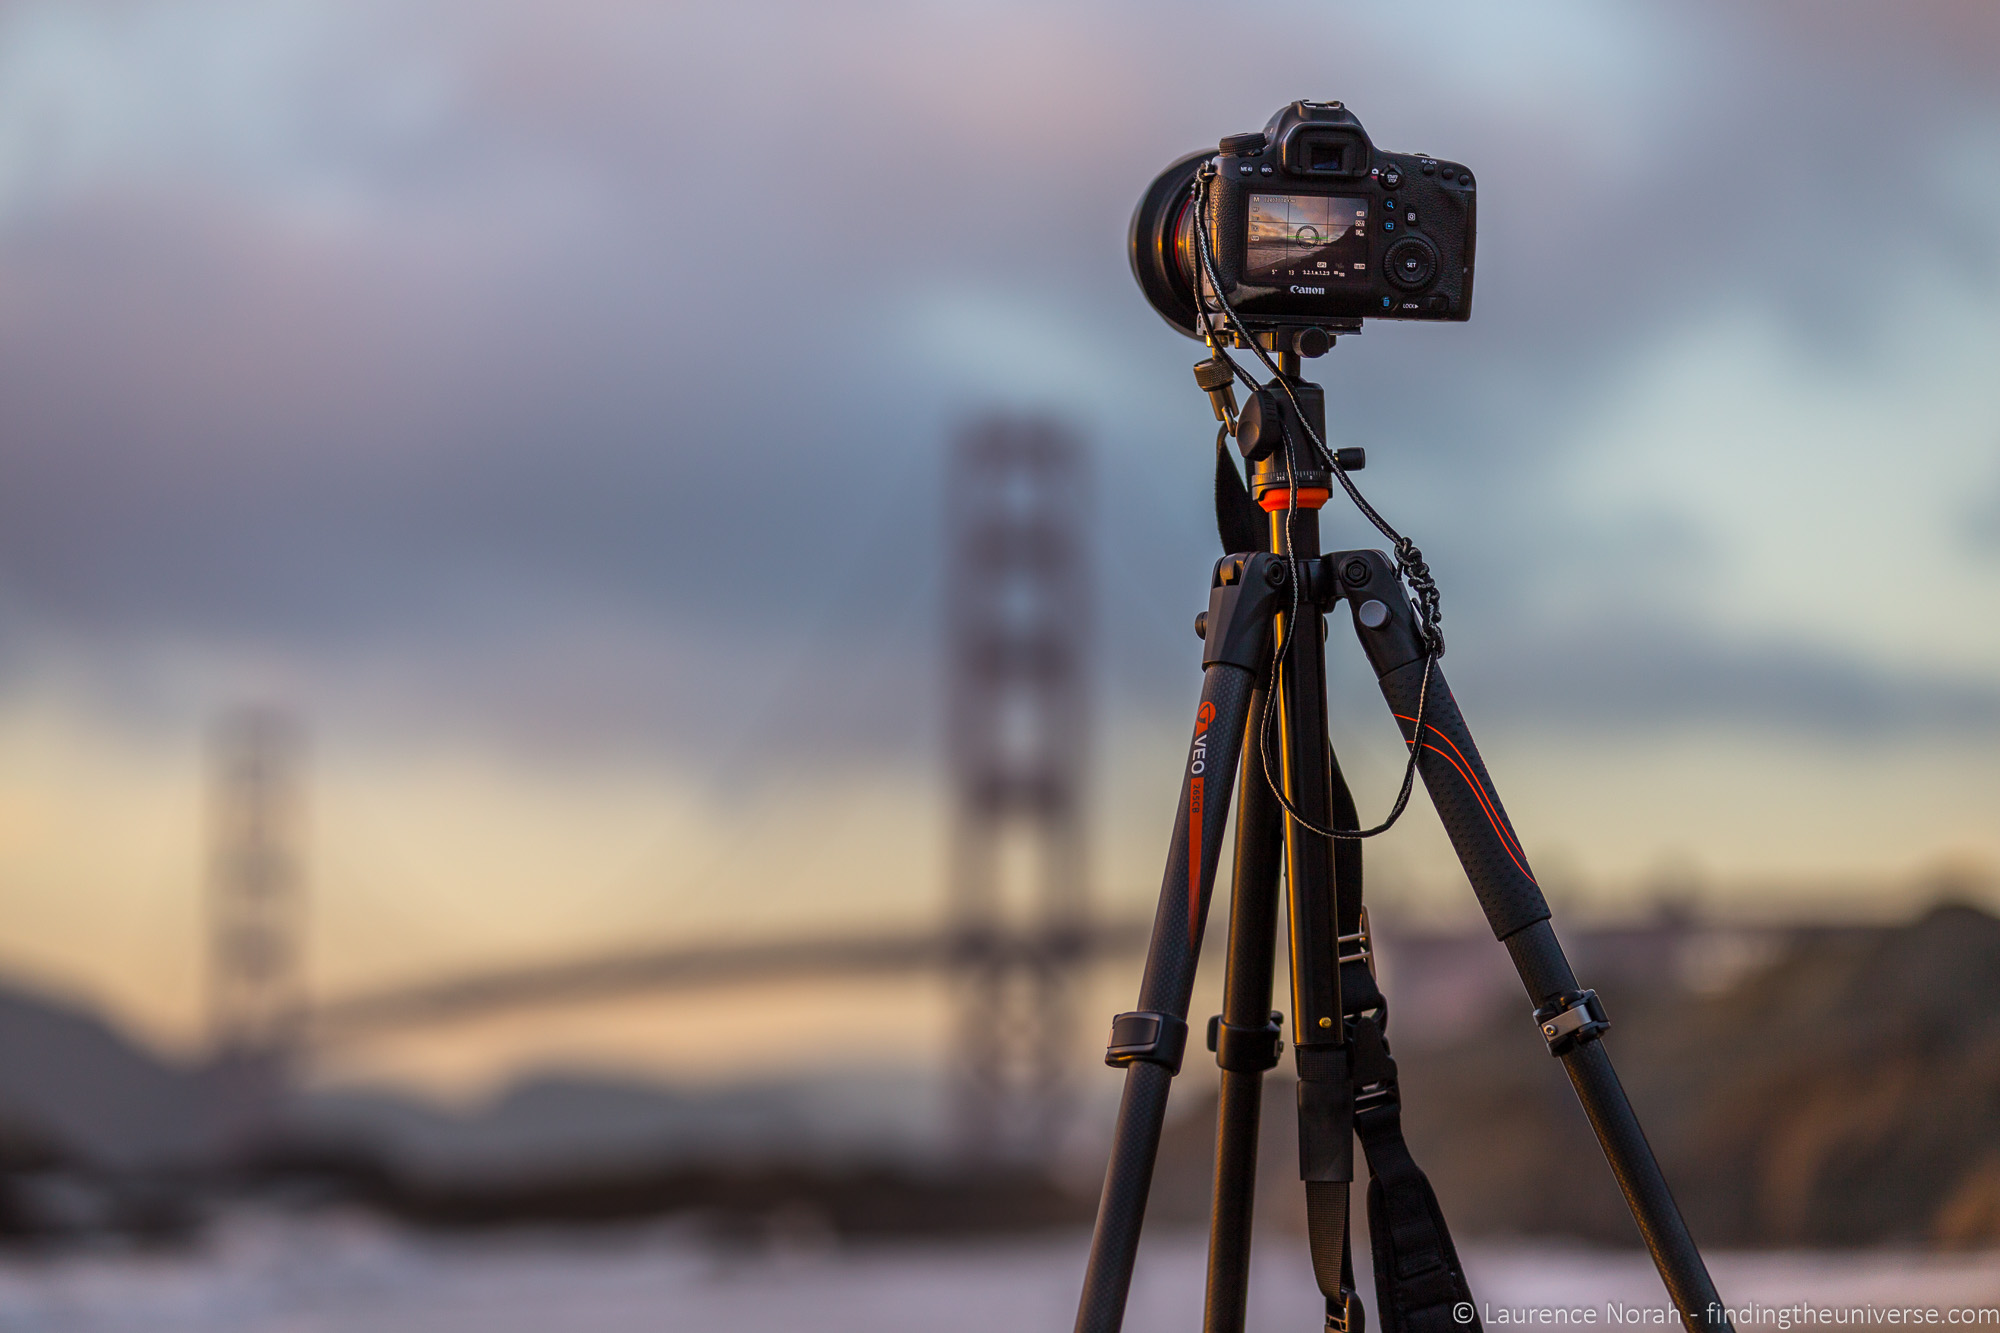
xmin=1130 ymin=101 xmax=1476 ymax=349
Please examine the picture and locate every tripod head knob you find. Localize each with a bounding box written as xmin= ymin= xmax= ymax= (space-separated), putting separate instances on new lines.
xmin=1290 ymin=326 xmax=1332 ymax=358
xmin=1193 ymin=356 xmax=1239 ymax=424
xmin=1234 ymin=389 xmax=1284 ymax=462
xmin=1192 ymin=358 xmax=1236 ymax=393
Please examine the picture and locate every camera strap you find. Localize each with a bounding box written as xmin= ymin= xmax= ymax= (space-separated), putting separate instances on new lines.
xmin=1348 ymin=1011 xmax=1480 ymax=1333
xmin=1213 ymin=425 xmax=1267 ymax=557
xmin=1299 ymin=1017 xmax=1478 ymax=1333
xmin=1297 ymin=862 xmax=1478 ymax=1333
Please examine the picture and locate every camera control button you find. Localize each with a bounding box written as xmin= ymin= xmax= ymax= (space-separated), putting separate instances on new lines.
xmin=1383 ymin=219 xmax=1396 ymax=231
xmin=1260 ymin=165 xmax=1274 ymax=176
xmin=1383 ymin=237 xmax=1438 ymax=291
xmin=1379 ymin=164 xmax=1404 ymax=189
xmin=1238 ymin=163 xmax=1253 ymax=175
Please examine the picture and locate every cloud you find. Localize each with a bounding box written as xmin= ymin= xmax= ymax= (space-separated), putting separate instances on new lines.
xmin=0 ymin=0 xmax=1995 ymax=766
xmin=1964 ymin=457 xmax=2000 ymax=557
xmin=1450 ymin=617 xmax=2000 ymax=737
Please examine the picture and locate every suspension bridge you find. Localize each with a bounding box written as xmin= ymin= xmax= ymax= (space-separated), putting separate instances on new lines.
xmin=210 ymin=417 xmax=1127 ymax=1159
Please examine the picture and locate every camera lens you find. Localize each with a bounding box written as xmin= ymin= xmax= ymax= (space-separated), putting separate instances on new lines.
xmin=1130 ymin=149 xmax=1212 ymax=339
xmin=1383 ymin=237 xmax=1439 ymax=291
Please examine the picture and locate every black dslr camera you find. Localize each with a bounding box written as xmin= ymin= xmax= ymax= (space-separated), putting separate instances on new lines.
xmin=1131 ymin=100 xmax=1475 ymax=350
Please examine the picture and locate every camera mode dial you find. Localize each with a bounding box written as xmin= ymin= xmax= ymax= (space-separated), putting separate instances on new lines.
xmin=1383 ymin=236 xmax=1439 ymax=291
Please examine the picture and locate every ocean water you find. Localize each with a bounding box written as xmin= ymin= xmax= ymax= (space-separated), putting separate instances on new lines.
xmin=0 ymin=1213 xmax=1993 ymax=1332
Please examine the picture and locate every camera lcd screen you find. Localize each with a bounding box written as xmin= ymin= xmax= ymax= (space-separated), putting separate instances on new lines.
xmin=1246 ymin=194 xmax=1368 ymax=287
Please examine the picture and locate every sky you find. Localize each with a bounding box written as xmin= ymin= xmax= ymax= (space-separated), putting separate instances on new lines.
xmin=0 ymin=0 xmax=1997 ymax=1090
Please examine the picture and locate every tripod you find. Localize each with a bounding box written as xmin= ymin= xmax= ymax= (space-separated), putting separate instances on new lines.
xmin=1073 ymin=350 xmax=1731 ymax=1333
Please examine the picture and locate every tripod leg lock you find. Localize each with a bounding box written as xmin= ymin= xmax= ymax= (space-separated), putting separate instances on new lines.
xmin=1105 ymin=1010 xmax=1190 ymax=1074
xmin=1534 ymin=988 xmax=1610 ymax=1057
xmin=1206 ymin=1010 xmax=1285 ymax=1072
xmin=1200 ymin=553 xmax=1286 ymax=673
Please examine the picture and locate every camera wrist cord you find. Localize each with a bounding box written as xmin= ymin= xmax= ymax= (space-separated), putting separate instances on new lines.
xmin=1194 ymin=166 xmax=1481 ymax=1333
xmin=1190 ymin=164 xmax=1442 ymax=847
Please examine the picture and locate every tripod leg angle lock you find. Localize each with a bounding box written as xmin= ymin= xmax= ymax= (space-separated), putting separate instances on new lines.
xmin=1073 ymin=392 xmax=1732 ymax=1333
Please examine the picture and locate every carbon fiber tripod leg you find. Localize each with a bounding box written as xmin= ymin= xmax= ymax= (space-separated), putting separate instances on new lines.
xmin=1201 ymin=683 xmax=1286 ymax=1333
xmin=1075 ymin=553 xmax=1285 ymax=1333
xmin=1330 ymin=548 xmax=1733 ymax=1333
xmin=1074 ymin=662 xmax=1255 ymax=1333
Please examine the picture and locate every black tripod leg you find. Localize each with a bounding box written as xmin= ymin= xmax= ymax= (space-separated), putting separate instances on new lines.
xmin=1075 ymin=656 xmax=1262 ymax=1333
xmin=1201 ymin=683 xmax=1286 ymax=1333
xmin=1332 ymin=550 xmax=1732 ymax=1333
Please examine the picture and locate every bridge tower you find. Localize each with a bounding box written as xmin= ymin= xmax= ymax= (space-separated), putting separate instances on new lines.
xmin=206 ymin=707 xmax=307 ymax=1152
xmin=946 ymin=416 xmax=1090 ymax=1160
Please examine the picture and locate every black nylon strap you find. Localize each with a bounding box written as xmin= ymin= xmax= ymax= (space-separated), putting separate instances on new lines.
xmin=1298 ymin=723 xmax=1372 ymax=1333
xmin=1297 ymin=1045 xmax=1362 ymax=1329
xmin=1295 ymin=1046 xmax=1353 ymax=1182
xmin=1349 ymin=1016 xmax=1480 ymax=1333
xmin=1303 ymin=1182 xmax=1353 ymax=1306
xmin=1214 ymin=428 xmax=1266 ymax=556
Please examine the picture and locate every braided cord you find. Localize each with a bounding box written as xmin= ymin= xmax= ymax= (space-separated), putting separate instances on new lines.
xmin=1191 ymin=164 xmax=1441 ymax=841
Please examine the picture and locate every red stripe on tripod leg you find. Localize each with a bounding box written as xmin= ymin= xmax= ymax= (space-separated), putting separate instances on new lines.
xmin=1188 ymin=775 xmax=1205 ymax=943
xmin=1427 ymin=726 xmax=1532 ymax=864
xmin=1420 ymin=743 xmax=1540 ymax=887
xmin=1397 ymin=713 xmax=1538 ymax=884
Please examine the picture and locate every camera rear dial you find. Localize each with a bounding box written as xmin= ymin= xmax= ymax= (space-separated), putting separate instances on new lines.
xmin=1383 ymin=236 xmax=1438 ymax=291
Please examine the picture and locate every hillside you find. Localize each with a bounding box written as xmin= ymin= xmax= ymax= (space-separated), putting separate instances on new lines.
xmin=1143 ymin=903 xmax=2000 ymax=1248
